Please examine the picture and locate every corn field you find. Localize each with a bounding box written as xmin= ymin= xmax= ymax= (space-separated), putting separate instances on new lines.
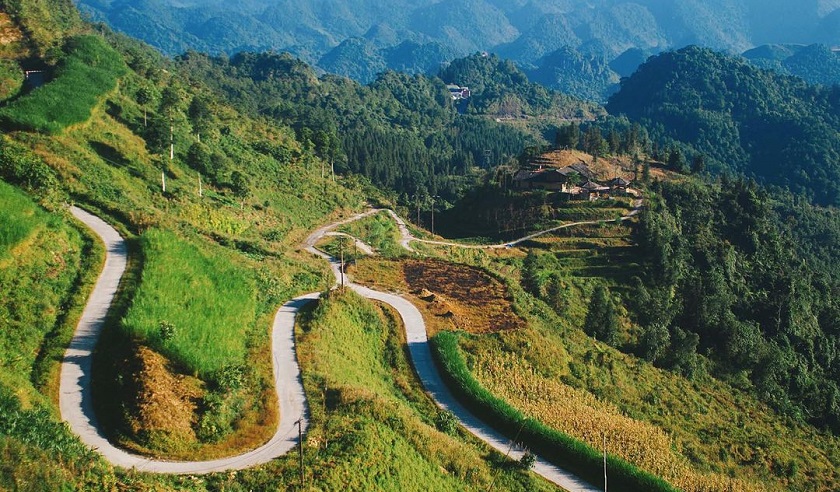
xmin=473 ymin=350 xmax=771 ymax=492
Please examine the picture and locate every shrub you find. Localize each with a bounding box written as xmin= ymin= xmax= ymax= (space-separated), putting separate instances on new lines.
xmin=434 ymin=409 xmax=458 ymax=435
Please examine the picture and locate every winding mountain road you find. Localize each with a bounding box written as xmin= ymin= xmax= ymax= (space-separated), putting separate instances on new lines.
xmin=63 ymin=205 xmax=601 ymax=489
xmin=306 ymin=212 xmax=599 ymax=492
xmin=60 ymin=207 xmax=309 ymax=474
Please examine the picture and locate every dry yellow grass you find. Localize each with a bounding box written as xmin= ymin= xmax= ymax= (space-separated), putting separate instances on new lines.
xmin=473 ymin=350 xmax=770 ymax=492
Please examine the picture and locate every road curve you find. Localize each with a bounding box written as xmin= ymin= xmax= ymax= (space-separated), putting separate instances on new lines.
xmin=60 ymin=206 xmax=309 ymax=474
xmin=305 ymin=213 xmax=599 ymax=492
xmin=62 ymin=204 xmax=599 ymax=487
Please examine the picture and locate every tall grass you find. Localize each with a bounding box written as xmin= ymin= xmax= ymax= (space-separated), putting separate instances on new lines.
xmin=0 ymin=35 xmax=126 ymax=134
xmin=473 ymin=349 xmax=766 ymax=491
xmin=121 ymin=228 xmax=257 ymax=378
xmin=294 ymin=289 xmax=553 ymax=491
xmin=0 ymin=181 xmax=83 ymax=394
xmin=0 ymin=179 xmax=43 ymax=254
xmin=431 ymin=330 xmax=679 ymax=492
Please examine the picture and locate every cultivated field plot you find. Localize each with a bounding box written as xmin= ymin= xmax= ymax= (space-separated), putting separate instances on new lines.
xmin=351 ymin=258 xmax=525 ymax=336
xmin=402 ymin=259 xmax=524 ymax=334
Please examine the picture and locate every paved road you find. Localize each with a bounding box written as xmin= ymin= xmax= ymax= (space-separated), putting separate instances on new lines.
xmin=307 ymin=211 xmax=599 ymax=492
xmin=60 ymin=207 xmax=309 ymax=474
xmin=62 ymin=205 xmax=601 ymax=488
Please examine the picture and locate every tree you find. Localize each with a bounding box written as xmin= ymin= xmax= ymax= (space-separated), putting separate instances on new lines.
xmin=638 ymin=322 xmax=670 ymax=363
xmin=521 ymin=251 xmax=541 ymax=297
xmin=584 ymin=285 xmax=620 ymax=345
xmin=555 ymin=123 xmax=580 ymax=149
xmin=583 ymin=126 xmax=607 ymax=159
xmin=545 ymin=273 xmax=566 ymax=312
xmin=691 ymin=153 xmax=707 ymax=174
xmin=230 ymin=170 xmax=250 ymax=209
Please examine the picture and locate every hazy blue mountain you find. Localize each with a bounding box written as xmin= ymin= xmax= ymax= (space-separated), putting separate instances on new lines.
xmin=528 ymin=46 xmax=620 ymax=102
xmin=744 ymin=44 xmax=840 ymax=86
xmin=75 ymin=0 xmax=840 ymax=100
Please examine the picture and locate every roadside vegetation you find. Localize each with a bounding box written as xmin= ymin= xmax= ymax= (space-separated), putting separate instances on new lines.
xmin=290 ymin=288 xmax=553 ymax=491
xmin=337 ymin=210 xmax=404 ymax=258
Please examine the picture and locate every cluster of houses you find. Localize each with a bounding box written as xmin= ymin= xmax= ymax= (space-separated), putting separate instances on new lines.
xmin=512 ymin=161 xmax=633 ymax=201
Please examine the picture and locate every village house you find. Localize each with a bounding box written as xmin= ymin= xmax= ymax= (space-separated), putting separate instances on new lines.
xmin=446 ymin=84 xmax=471 ymax=100
xmin=512 ymin=160 xmax=630 ymax=201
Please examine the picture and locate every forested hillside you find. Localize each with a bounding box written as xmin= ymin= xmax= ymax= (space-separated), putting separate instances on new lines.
xmin=743 ymin=43 xmax=840 ymax=86
xmin=75 ymin=0 xmax=840 ymax=101
xmin=171 ymin=50 xmax=599 ymax=205
xmin=631 ymin=179 xmax=840 ymax=432
xmin=607 ymin=46 xmax=840 ymax=205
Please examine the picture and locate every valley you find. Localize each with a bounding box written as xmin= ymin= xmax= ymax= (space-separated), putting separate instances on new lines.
xmin=2 ymin=0 xmax=840 ymax=491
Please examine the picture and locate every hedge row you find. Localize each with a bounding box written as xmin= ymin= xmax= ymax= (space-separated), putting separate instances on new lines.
xmin=0 ymin=35 xmax=127 ymax=134
xmin=431 ymin=330 xmax=679 ymax=492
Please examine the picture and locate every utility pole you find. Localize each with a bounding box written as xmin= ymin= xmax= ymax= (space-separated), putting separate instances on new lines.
xmin=198 ymin=173 xmax=203 ymax=197
xmin=603 ymin=433 xmax=608 ymax=492
xmin=296 ymin=419 xmax=304 ymax=488
xmin=339 ymin=238 xmax=345 ymax=288
xmin=431 ymin=196 xmax=436 ymax=235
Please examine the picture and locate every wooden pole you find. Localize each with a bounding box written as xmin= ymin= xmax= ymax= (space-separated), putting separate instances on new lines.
xmin=603 ymin=433 xmax=608 ymax=492
xmin=297 ymin=419 xmax=304 ymax=487
xmin=339 ymin=238 xmax=345 ymax=288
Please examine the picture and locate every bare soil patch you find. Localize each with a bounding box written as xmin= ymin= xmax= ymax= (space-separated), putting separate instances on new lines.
xmin=402 ymin=259 xmax=524 ymax=335
xmin=125 ymin=345 xmax=204 ymax=449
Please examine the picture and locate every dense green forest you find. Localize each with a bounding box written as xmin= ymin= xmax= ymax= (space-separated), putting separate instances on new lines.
xmin=438 ymin=52 xmax=603 ymax=118
xmin=628 ymin=178 xmax=840 ymax=433
xmin=168 ymin=49 xmax=599 ymax=204
xmin=607 ymin=46 xmax=840 ymax=205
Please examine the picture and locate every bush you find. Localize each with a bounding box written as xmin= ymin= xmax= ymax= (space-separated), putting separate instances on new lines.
xmin=434 ymin=409 xmax=458 ymax=435
xmin=430 ymin=331 xmax=678 ymax=492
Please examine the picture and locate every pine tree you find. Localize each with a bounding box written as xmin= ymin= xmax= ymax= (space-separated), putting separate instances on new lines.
xmin=584 ymin=285 xmax=620 ymax=345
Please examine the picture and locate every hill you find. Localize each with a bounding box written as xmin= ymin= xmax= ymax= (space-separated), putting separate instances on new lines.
xmin=743 ymin=43 xmax=840 ymax=86
xmin=0 ymin=0 xmax=563 ymax=488
xmin=76 ymin=0 xmax=840 ymax=101
xmin=606 ymin=46 xmax=840 ymax=205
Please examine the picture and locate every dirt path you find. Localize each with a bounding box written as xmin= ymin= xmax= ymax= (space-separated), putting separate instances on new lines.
xmin=371 ymin=193 xmax=643 ymax=251
xmin=60 ymin=207 xmax=308 ymax=474
xmin=306 ymin=211 xmax=599 ymax=491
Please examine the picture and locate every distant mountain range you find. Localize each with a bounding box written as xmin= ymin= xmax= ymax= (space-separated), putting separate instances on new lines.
xmin=76 ymin=0 xmax=840 ymax=99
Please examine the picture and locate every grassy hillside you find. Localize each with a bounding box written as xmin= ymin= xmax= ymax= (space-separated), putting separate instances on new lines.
xmin=0 ymin=0 xmax=584 ymax=487
xmin=347 ymin=206 xmax=840 ymax=491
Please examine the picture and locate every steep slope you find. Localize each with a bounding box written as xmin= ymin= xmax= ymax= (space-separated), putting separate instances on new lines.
xmin=607 ymin=46 xmax=840 ymax=205
xmin=0 ymin=0 xmax=592 ymax=488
